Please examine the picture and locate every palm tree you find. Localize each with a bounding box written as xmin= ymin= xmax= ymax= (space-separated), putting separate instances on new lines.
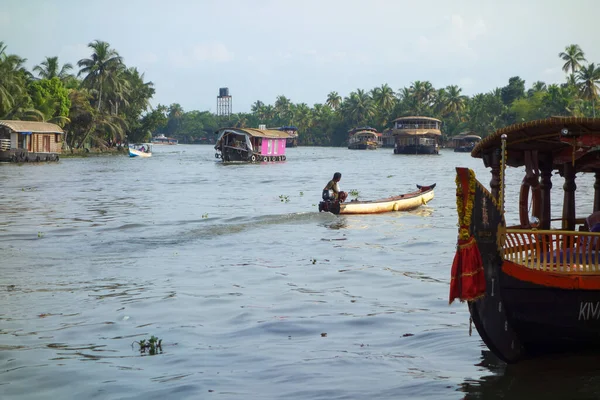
xmin=33 ymin=56 xmax=73 ymax=80
xmin=251 ymin=100 xmax=264 ymax=115
xmin=326 ymin=91 xmax=342 ymax=110
xmin=576 ymin=63 xmax=600 ymax=117
xmin=559 ymin=44 xmax=586 ymax=75
xmin=0 ymin=42 xmax=29 ymax=117
xmin=77 ymin=40 xmax=124 ymax=112
xmin=274 ymin=95 xmax=291 ymax=122
xmin=442 ymin=85 xmax=468 ymax=115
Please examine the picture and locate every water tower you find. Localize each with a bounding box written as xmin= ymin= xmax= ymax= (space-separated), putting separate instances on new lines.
xmin=217 ymin=87 xmax=232 ymax=117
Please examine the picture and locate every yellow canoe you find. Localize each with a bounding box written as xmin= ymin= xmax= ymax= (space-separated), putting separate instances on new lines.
xmin=319 ymin=184 xmax=435 ymax=215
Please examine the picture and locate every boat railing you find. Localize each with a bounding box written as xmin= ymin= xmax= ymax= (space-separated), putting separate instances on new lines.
xmin=503 ymin=229 xmax=600 ymax=273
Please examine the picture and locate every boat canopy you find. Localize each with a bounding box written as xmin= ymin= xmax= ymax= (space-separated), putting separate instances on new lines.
xmin=471 ymin=117 xmax=600 ymax=172
xmin=215 ymin=127 xmax=290 ymax=139
xmin=0 ymin=120 xmax=64 ymax=134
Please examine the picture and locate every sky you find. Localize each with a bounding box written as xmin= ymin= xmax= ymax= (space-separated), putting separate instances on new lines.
xmin=1 ymin=0 xmax=599 ymax=113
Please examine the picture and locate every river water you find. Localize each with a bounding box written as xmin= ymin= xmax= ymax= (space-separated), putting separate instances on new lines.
xmin=1 ymin=145 xmax=599 ymax=399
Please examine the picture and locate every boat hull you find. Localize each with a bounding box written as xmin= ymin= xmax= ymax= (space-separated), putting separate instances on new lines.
xmin=453 ymin=146 xmax=474 ymax=152
xmin=461 ymin=169 xmax=600 ymax=363
xmin=348 ymin=143 xmax=377 ymax=150
xmin=394 ymin=145 xmax=439 ymax=155
xmin=319 ymin=184 xmax=435 ymax=215
xmin=129 ymin=148 xmax=151 ymax=158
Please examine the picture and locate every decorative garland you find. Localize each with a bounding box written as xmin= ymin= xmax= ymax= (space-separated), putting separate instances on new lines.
xmin=456 ymin=169 xmax=476 ymax=240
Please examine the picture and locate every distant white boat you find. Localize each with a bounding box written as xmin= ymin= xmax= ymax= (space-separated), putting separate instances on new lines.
xmin=129 ymin=143 xmax=152 ymax=158
xmin=152 ymin=134 xmax=178 ymax=145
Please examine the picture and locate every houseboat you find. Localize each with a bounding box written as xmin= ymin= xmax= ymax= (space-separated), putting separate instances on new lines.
xmin=450 ymin=117 xmax=600 ymax=363
xmin=214 ymin=127 xmax=289 ymax=163
xmin=152 ymin=134 xmax=178 ymax=145
xmin=389 ymin=116 xmax=441 ymax=155
xmin=451 ymin=131 xmax=481 ymax=152
xmin=270 ymin=126 xmax=299 ymax=147
xmin=381 ymin=129 xmax=396 ymax=148
xmin=347 ymin=127 xmax=379 ymax=150
xmin=0 ymin=120 xmax=64 ymax=162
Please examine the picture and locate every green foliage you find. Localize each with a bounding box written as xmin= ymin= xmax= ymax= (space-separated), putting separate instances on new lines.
xmin=134 ymin=335 xmax=163 ymax=355
xmin=28 ymin=77 xmax=71 ymax=122
xmin=279 ymin=195 xmax=290 ymax=203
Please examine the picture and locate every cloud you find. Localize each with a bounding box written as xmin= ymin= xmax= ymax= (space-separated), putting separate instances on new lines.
xmin=192 ymin=42 xmax=234 ymax=62
xmin=59 ymin=43 xmax=91 ymax=64
xmin=136 ymin=51 xmax=159 ymax=64
xmin=458 ymin=77 xmax=475 ymax=89
xmin=168 ymin=42 xmax=234 ymax=68
xmin=0 ymin=11 xmax=9 ymax=25
xmin=415 ymin=14 xmax=487 ymax=61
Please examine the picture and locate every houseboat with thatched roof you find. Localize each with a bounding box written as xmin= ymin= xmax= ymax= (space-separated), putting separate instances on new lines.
xmin=381 ymin=129 xmax=396 ymax=148
xmin=347 ymin=127 xmax=380 ymax=150
xmin=269 ymin=126 xmax=299 ymax=147
xmin=214 ymin=127 xmax=290 ymax=163
xmin=389 ymin=116 xmax=441 ymax=155
xmin=451 ymin=131 xmax=482 ymax=152
xmin=450 ymin=117 xmax=600 ymax=362
xmin=0 ymin=120 xmax=64 ymax=163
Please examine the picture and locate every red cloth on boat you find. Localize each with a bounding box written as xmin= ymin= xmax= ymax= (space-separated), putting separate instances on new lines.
xmin=449 ymin=168 xmax=486 ymax=304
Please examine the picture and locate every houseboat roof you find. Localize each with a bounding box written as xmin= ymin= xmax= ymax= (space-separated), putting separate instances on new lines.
xmin=389 ymin=129 xmax=442 ymax=137
xmin=270 ymin=126 xmax=298 ymax=131
xmin=391 ymin=116 xmax=441 ymax=123
xmin=454 ymin=133 xmax=482 ymax=140
xmin=0 ymin=120 xmax=64 ymax=134
xmin=471 ymin=116 xmax=600 ymax=171
xmin=348 ymin=126 xmax=378 ymax=133
xmin=216 ymin=127 xmax=290 ymax=139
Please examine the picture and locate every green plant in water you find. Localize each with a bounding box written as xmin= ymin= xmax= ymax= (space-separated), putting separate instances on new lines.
xmin=279 ymin=195 xmax=290 ymax=203
xmin=37 ymin=232 xmax=44 ymax=238
xmin=387 ymin=175 xmax=393 ymax=178
xmin=299 ymin=191 xmax=304 ymax=196
xmin=134 ymin=335 xmax=163 ymax=355
xmin=348 ymin=189 xmax=360 ymax=201
xmin=202 ymin=213 xmax=208 ymax=218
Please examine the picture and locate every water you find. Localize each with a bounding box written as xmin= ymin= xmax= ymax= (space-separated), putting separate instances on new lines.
xmin=1 ymin=146 xmax=598 ymax=399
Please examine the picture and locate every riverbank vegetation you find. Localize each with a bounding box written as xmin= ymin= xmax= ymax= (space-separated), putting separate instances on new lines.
xmin=1 ymin=42 xmax=598 ymax=148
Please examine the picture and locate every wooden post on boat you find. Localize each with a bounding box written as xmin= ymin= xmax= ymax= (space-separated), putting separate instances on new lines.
xmin=562 ymin=161 xmax=577 ymax=231
xmin=539 ymin=153 xmax=553 ymax=230
xmin=594 ymin=171 xmax=600 ymax=213
xmin=499 ymin=134 xmax=507 ymax=214
xmin=489 ymin=148 xmax=502 ymax=200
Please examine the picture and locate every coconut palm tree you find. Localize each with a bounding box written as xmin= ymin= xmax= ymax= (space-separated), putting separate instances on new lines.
xmin=33 ymin=56 xmax=73 ymax=80
xmin=442 ymin=85 xmax=468 ymax=115
xmin=0 ymin=42 xmax=30 ymax=117
xmin=77 ymin=40 xmax=124 ymax=112
xmin=326 ymin=91 xmax=342 ymax=110
xmin=576 ymin=63 xmax=600 ymax=117
xmin=559 ymin=44 xmax=586 ymax=75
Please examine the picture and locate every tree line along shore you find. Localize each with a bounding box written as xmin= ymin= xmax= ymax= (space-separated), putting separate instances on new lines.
xmin=1 ymin=42 xmax=598 ymax=149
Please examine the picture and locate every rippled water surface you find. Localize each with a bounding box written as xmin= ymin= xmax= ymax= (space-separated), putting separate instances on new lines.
xmin=1 ymin=145 xmax=599 ymax=399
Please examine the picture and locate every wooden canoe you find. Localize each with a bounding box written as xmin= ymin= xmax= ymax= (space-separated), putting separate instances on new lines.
xmin=319 ymin=184 xmax=435 ymax=215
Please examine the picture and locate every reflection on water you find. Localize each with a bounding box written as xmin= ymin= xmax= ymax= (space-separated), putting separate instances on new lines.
xmin=461 ymin=350 xmax=600 ymax=400
xmin=1 ymin=146 xmax=599 ymax=399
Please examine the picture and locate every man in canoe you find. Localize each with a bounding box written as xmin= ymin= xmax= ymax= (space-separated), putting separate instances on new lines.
xmin=323 ymin=172 xmax=347 ymax=202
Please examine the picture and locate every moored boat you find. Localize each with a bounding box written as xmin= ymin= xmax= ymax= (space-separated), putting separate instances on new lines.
xmin=450 ymin=117 xmax=600 ymax=363
xmin=389 ymin=116 xmax=441 ymax=155
xmin=319 ymin=184 xmax=435 ymax=215
xmin=347 ymin=127 xmax=379 ymax=150
xmin=214 ymin=127 xmax=289 ymax=163
xmin=129 ymin=143 xmax=152 ymax=158
xmin=451 ymin=131 xmax=481 ymax=152
xmin=0 ymin=120 xmax=64 ymax=163
xmin=152 ymin=134 xmax=178 ymax=145
xmin=270 ymin=126 xmax=299 ymax=147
